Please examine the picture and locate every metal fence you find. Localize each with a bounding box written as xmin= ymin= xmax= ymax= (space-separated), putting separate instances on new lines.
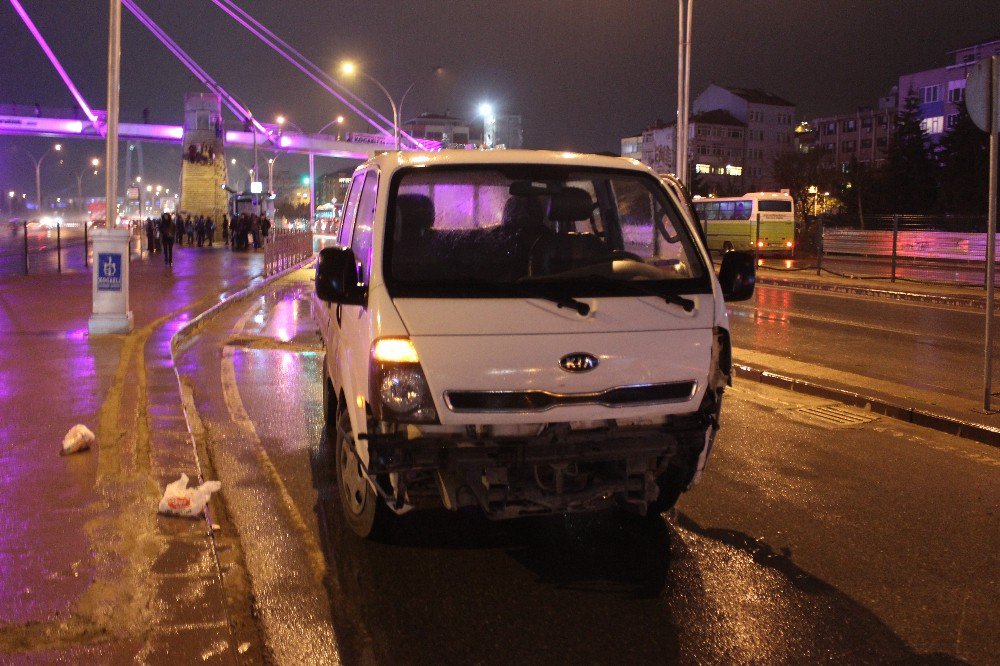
xmin=768 ymin=213 xmax=997 ymax=286
xmin=263 ymin=229 xmax=314 ymax=276
xmin=0 ymin=221 xmax=144 ymax=277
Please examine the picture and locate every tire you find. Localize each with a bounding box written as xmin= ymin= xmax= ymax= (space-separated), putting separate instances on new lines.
xmin=334 ymin=408 xmax=395 ymax=539
xmin=647 ymin=464 xmax=687 ymax=516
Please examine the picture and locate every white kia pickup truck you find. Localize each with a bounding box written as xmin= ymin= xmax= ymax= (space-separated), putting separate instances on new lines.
xmin=315 ymin=149 xmax=755 ymax=538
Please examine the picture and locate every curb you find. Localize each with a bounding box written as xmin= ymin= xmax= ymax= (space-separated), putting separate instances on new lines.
xmin=169 ymin=256 xmax=315 ymax=355
xmin=733 ymin=362 xmax=1000 ymax=448
xmin=755 ymin=274 xmax=990 ymax=309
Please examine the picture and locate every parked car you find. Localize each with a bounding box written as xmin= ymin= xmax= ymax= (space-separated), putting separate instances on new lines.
xmin=315 ymin=149 xmax=755 ymax=538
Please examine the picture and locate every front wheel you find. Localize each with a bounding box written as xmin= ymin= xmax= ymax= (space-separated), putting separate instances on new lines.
xmin=334 ymin=408 xmax=395 ymax=539
xmin=646 ymin=465 xmax=688 ymax=516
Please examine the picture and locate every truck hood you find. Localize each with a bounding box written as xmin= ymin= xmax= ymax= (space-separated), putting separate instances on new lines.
xmin=392 ymin=296 xmax=715 ymax=425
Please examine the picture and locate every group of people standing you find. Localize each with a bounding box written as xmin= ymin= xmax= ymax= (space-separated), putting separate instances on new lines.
xmin=143 ymin=212 xmax=273 ymax=266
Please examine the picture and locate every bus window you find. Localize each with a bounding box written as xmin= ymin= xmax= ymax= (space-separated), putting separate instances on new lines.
xmin=759 ymin=200 xmax=792 ymax=212
xmin=719 ymin=202 xmax=735 ymax=219
xmin=734 ymin=200 xmax=751 ymax=219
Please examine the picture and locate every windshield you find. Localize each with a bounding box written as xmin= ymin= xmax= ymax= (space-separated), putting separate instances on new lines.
xmin=384 ymin=166 xmax=710 ymax=298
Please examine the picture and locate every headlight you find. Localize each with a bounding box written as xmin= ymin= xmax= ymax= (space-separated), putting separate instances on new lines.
xmin=370 ymin=338 xmax=438 ymax=423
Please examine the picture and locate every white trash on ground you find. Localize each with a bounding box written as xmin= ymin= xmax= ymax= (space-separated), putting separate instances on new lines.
xmin=158 ymin=473 xmax=222 ymax=518
xmin=61 ymin=424 xmax=95 ymax=455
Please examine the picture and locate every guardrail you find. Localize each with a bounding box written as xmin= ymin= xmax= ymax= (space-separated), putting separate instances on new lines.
xmin=263 ymin=229 xmax=313 ymax=276
xmin=0 ymin=221 xmax=143 ymax=277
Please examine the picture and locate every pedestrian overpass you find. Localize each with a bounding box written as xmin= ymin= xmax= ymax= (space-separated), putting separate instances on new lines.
xmin=5 ymin=0 xmax=442 ymax=220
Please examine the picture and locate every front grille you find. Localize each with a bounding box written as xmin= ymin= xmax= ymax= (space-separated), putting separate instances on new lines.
xmin=444 ymin=381 xmax=697 ymax=413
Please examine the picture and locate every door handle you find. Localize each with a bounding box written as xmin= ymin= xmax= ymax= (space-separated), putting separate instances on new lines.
xmin=335 ymin=303 xmax=343 ymax=326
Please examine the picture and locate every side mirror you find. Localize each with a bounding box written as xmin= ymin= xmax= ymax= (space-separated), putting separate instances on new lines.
xmin=315 ymin=246 xmax=366 ymax=305
xmin=718 ymin=251 xmax=755 ymax=302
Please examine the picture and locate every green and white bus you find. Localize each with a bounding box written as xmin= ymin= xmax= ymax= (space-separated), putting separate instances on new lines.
xmin=692 ymin=192 xmax=795 ymax=256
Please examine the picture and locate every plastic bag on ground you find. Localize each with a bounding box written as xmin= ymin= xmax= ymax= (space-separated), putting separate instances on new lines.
xmin=61 ymin=424 xmax=95 ymax=455
xmin=158 ymin=473 xmax=222 ymax=518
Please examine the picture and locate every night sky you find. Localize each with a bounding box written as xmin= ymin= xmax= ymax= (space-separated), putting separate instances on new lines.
xmin=0 ymin=0 xmax=996 ymax=198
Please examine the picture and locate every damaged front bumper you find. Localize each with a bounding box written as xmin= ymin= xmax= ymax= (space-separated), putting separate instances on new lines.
xmin=355 ymin=399 xmax=720 ymax=519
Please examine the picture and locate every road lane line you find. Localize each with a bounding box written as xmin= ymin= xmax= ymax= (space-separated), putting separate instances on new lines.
xmin=220 ymin=298 xmax=328 ymax=582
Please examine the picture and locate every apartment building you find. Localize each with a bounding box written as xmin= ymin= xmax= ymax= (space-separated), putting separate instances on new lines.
xmin=692 ymin=84 xmax=796 ymax=190
xmin=811 ymin=105 xmax=896 ymax=171
xmin=629 ymin=110 xmax=747 ymax=195
xmin=897 ymin=38 xmax=1000 ymax=138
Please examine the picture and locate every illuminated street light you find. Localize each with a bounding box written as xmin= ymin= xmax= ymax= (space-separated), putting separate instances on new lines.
xmin=341 ymin=61 xmax=443 ymax=150
xmin=74 ymin=157 xmax=103 ymax=212
xmin=16 ymin=143 xmax=63 ymax=215
xmin=316 ymin=115 xmax=348 ymax=141
xmin=478 ymin=103 xmax=496 ymax=148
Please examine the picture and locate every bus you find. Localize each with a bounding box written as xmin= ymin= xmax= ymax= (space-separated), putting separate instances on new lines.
xmin=691 ymin=192 xmax=795 ymax=256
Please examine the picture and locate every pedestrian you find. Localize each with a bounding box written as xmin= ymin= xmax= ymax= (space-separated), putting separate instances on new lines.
xmin=159 ymin=213 xmax=175 ymax=266
xmin=208 ymin=216 xmax=216 ymax=246
xmin=261 ymin=216 xmax=272 ymax=243
xmin=250 ymin=214 xmax=261 ymax=250
xmin=195 ymin=215 xmax=205 ymax=247
xmin=144 ymin=217 xmax=156 ymax=255
xmin=186 ymin=215 xmax=195 ymax=245
xmin=176 ymin=213 xmax=185 ymax=246
xmin=221 ymin=214 xmax=229 ymax=245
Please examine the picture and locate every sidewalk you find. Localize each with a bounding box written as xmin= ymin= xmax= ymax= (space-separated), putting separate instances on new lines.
xmin=741 ymin=265 xmax=1000 ymax=447
xmin=0 ymin=245 xmax=268 ymax=663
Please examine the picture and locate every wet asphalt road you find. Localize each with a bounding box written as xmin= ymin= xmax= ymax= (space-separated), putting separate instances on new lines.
xmin=178 ymin=270 xmax=998 ymax=665
xmin=728 ymin=284 xmax=998 ymax=402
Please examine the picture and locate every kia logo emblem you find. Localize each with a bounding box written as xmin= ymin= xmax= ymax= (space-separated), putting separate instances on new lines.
xmin=560 ymin=352 xmax=599 ymax=373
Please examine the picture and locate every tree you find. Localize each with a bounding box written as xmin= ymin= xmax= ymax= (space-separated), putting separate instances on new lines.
xmin=883 ymin=90 xmax=937 ymax=213
xmin=772 ymin=148 xmax=832 ymax=222
xmin=937 ymin=104 xmax=989 ymax=214
xmin=835 ymin=157 xmax=890 ymax=227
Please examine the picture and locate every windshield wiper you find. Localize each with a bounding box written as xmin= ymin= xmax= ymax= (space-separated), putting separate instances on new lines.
xmin=581 ymin=273 xmax=696 ymax=312
xmin=548 ymin=294 xmax=591 ymax=316
xmin=455 ymin=276 xmax=591 ymax=316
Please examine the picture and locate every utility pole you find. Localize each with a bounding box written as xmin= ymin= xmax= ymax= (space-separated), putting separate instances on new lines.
xmin=676 ymin=0 xmax=693 ymax=186
xmin=105 ymin=0 xmax=121 ymax=226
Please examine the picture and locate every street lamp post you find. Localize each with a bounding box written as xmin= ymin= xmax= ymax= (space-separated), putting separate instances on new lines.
xmin=341 ymin=62 xmax=401 ymax=149
xmin=340 ymin=63 xmax=444 ymax=150
xmin=18 ymin=143 xmax=62 ymax=217
xmin=75 ymin=158 xmax=101 ymax=212
xmin=316 ymin=115 xmax=346 ymax=140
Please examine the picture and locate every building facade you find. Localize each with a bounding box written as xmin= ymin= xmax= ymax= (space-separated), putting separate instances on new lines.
xmin=402 ymin=113 xmax=472 ymax=146
xmin=897 ymin=38 xmax=1000 ymax=139
xmin=810 ymin=105 xmax=896 ymax=171
xmin=628 ymin=111 xmax=748 ymax=196
xmin=692 ymin=84 xmax=796 ymax=190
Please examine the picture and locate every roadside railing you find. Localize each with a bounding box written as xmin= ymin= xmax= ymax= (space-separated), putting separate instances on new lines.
xmin=747 ymin=213 xmax=996 ymax=287
xmin=0 ymin=221 xmax=143 ymax=277
xmin=263 ymin=229 xmax=313 ymax=276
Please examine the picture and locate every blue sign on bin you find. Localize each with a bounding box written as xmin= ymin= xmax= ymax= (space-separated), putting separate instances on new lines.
xmin=96 ymin=253 xmax=122 ymax=291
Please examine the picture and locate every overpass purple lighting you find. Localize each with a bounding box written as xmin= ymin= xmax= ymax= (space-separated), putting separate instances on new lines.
xmin=9 ymin=0 xmax=99 ymax=125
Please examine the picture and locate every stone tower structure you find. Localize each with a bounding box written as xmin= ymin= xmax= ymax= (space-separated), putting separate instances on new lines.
xmin=179 ymin=93 xmax=228 ymax=219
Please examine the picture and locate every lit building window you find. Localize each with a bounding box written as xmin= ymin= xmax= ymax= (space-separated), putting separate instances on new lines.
xmin=695 ymin=163 xmax=711 ymax=174
xmin=725 ymin=165 xmax=743 ymax=176
xmin=919 ymin=116 xmax=943 ymax=134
